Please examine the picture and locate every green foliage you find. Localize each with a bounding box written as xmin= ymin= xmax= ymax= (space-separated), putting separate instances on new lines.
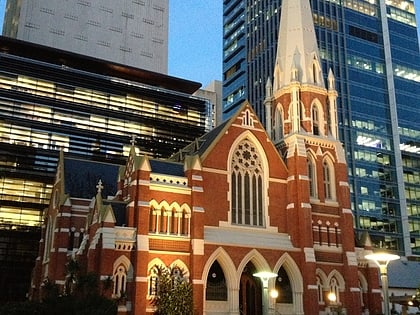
xmin=0 ymin=295 xmax=117 ymax=315
xmin=151 ymin=265 xmax=193 ymax=315
xmin=0 ymin=258 xmax=117 ymax=315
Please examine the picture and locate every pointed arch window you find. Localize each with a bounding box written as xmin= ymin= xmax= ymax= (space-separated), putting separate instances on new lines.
xmin=316 ymin=276 xmax=324 ymax=303
xmin=329 ymin=277 xmax=340 ymax=304
xmin=312 ymin=106 xmax=320 ymax=135
xmin=307 ymin=156 xmax=317 ymax=198
xmin=242 ymin=109 xmax=254 ymax=127
xmin=274 ymin=266 xmax=293 ymax=304
xmin=273 ymin=107 xmax=284 ymax=141
xmin=323 ymin=159 xmax=336 ymax=200
xmin=231 ymin=139 xmax=265 ymax=227
xmin=113 ymin=264 xmax=127 ymax=297
xmin=148 ymin=266 xmax=159 ymax=297
xmin=206 ymin=260 xmax=227 ymax=301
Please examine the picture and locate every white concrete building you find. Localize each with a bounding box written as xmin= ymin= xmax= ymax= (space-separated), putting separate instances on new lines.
xmin=2 ymin=0 xmax=168 ymax=73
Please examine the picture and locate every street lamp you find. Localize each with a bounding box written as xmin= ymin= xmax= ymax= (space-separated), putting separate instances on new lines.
xmin=253 ymin=271 xmax=278 ymax=315
xmin=365 ymin=252 xmax=400 ymax=315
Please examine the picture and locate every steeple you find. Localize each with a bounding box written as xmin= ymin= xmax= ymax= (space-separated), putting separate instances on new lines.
xmin=273 ymin=0 xmax=324 ymax=92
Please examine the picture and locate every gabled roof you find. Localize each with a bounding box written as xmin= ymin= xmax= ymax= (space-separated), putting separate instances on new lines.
xmin=149 ymin=159 xmax=185 ymax=176
xmin=103 ymin=200 xmax=127 ymax=226
xmin=63 ymin=157 xmax=120 ymax=199
xmin=169 ymin=119 xmax=231 ymax=163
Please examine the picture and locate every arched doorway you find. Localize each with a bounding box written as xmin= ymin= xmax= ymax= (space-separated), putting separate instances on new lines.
xmin=239 ymin=262 xmax=262 ymax=315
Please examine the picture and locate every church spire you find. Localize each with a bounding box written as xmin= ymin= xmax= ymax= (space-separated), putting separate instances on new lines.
xmin=273 ymin=0 xmax=324 ymax=92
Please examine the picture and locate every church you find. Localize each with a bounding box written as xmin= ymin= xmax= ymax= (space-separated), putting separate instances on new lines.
xmin=29 ymin=0 xmax=384 ymax=314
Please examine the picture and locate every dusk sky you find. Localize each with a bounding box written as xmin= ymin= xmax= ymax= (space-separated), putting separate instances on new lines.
xmin=0 ymin=0 xmax=418 ymax=88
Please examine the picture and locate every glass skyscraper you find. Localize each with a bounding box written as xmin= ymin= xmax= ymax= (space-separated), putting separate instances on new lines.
xmin=223 ymin=0 xmax=420 ymax=257
xmin=0 ymin=36 xmax=209 ymax=301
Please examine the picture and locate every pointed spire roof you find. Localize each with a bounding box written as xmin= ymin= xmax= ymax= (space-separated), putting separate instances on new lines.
xmin=273 ymin=0 xmax=324 ymax=90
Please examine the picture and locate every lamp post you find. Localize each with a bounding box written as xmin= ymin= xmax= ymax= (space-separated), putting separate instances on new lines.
xmin=253 ymin=271 xmax=278 ymax=315
xmin=365 ymin=253 xmax=400 ymax=315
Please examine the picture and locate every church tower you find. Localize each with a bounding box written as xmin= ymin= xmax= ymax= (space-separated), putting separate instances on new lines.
xmin=265 ymin=0 xmax=363 ymax=313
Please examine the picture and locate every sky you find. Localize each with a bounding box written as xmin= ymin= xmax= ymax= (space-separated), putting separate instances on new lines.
xmin=168 ymin=1 xmax=223 ymax=87
xmin=0 ymin=0 xmax=418 ymax=88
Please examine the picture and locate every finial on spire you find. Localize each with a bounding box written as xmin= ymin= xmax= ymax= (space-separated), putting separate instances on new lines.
xmin=96 ymin=179 xmax=104 ymax=193
xmin=130 ymin=134 xmax=137 ymax=146
xmin=328 ymin=69 xmax=336 ymax=90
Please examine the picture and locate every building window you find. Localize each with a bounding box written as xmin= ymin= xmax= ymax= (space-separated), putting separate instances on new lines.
xmin=148 ymin=266 xmax=159 ymax=296
xmin=206 ymin=260 xmax=227 ymax=301
xmin=149 ymin=202 xmax=191 ymax=236
xmin=317 ymin=276 xmax=324 ymax=303
xmin=273 ymin=106 xmax=284 ymax=141
xmin=113 ymin=265 xmax=127 ymax=297
xmin=312 ymin=106 xmax=320 ymax=135
xmin=329 ymin=277 xmax=340 ymax=304
xmin=68 ymin=227 xmax=76 ymax=250
xmin=242 ymin=109 xmax=254 ymax=127
xmin=231 ymin=139 xmax=265 ymax=227
xmin=323 ymin=159 xmax=335 ymax=200
xmin=307 ymin=156 xmax=317 ymax=197
xmin=274 ymin=266 xmax=293 ymax=304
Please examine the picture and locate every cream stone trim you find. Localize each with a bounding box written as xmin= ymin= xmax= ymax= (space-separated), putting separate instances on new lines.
xmin=191 ymin=239 xmax=204 ymax=255
xmin=304 ymin=247 xmax=316 ymax=262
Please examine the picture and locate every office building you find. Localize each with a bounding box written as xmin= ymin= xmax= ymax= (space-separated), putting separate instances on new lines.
xmin=223 ymin=0 xmax=420 ymax=257
xmin=0 ymin=36 xmax=209 ymax=301
xmin=193 ymin=80 xmax=223 ymax=128
xmin=2 ymin=0 xmax=168 ymax=73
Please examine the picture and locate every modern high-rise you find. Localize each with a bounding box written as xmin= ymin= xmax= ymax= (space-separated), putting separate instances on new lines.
xmin=0 ymin=36 xmax=209 ymax=301
xmin=2 ymin=0 xmax=168 ymax=73
xmin=223 ymin=0 xmax=420 ymax=257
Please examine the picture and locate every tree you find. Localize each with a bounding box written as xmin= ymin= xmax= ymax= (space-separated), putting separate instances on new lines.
xmin=0 ymin=258 xmax=117 ymax=315
xmin=151 ymin=265 xmax=193 ymax=315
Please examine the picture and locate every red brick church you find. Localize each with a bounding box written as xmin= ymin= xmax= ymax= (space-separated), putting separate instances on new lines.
xmin=30 ymin=0 xmax=384 ymax=314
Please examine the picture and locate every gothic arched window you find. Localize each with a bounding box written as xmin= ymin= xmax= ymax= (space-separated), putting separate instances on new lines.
xmin=312 ymin=106 xmax=320 ymax=135
xmin=307 ymin=156 xmax=317 ymax=198
xmin=113 ymin=264 xmax=127 ymax=297
xmin=231 ymin=139 xmax=265 ymax=227
xmin=329 ymin=277 xmax=340 ymax=303
xmin=316 ymin=276 xmax=324 ymax=303
xmin=148 ymin=266 xmax=159 ymax=297
xmin=206 ymin=260 xmax=227 ymax=301
xmin=323 ymin=158 xmax=336 ymax=200
xmin=273 ymin=107 xmax=284 ymax=141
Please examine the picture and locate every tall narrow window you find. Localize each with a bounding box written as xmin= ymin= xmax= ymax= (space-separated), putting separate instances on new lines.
xmin=317 ymin=276 xmax=324 ymax=303
xmin=231 ymin=139 xmax=265 ymax=227
xmin=206 ymin=260 xmax=227 ymax=301
xmin=113 ymin=265 xmax=127 ymax=297
xmin=274 ymin=107 xmax=283 ymax=141
xmin=323 ymin=161 xmax=331 ymax=199
xmin=312 ymin=106 xmax=319 ymax=135
xmin=329 ymin=277 xmax=340 ymax=303
xmin=313 ymin=63 xmax=318 ymax=83
xmin=148 ymin=266 xmax=159 ymax=296
xmin=307 ymin=157 xmax=317 ymax=197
